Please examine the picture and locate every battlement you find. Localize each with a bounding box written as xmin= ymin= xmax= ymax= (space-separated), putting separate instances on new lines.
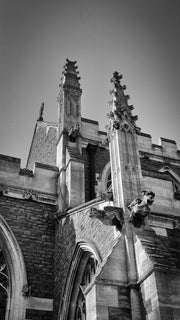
xmin=137 ymin=132 xmax=180 ymax=160
xmin=0 ymin=154 xmax=58 ymax=203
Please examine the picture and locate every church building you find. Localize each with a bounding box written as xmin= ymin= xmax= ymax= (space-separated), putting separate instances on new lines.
xmin=0 ymin=59 xmax=180 ymax=320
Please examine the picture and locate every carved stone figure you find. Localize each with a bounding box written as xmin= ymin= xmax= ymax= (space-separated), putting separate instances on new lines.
xmin=96 ymin=190 xmax=113 ymax=202
xmin=23 ymin=190 xmax=38 ymax=201
xmin=89 ymin=206 xmax=124 ymax=231
xmin=68 ymin=123 xmax=80 ymax=142
xmin=128 ymin=191 xmax=155 ymax=228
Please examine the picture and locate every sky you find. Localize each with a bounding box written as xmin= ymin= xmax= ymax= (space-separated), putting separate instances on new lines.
xmin=0 ymin=0 xmax=180 ymax=167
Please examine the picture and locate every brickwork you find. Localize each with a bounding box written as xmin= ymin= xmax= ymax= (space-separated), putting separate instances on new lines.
xmin=26 ymin=309 xmax=53 ymax=320
xmin=0 ymin=194 xmax=56 ymax=299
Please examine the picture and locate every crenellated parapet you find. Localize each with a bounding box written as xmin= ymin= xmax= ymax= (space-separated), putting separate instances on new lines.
xmin=0 ymin=154 xmax=58 ymax=204
xmin=138 ymin=132 xmax=180 ymax=160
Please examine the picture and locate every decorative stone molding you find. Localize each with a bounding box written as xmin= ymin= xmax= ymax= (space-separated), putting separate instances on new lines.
xmin=22 ymin=284 xmax=31 ymax=296
xmin=0 ymin=185 xmax=57 ymax=205
xmin=23 ymin=189 xmax=38 ymax=201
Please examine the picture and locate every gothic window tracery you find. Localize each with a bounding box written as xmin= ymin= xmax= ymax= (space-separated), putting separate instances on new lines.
xmin=74 ymin=255 xmax=98 ymax=320
xmin=75 ymin=288 xmax=86 ymax=320
xmin=0 ymin=248 xmax=8 ymax=320
xmin=106 ymin=172 xmax=112 ymax=191
xmin=81 ymin=256 xmax=98 ymax=289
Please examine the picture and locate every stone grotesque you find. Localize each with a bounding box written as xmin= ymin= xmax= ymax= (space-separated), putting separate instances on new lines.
xmin=89 ymin=206 xmax=124 ymax=231
xmin=96 ymin=190 xmax=113 ymax=202
xmin=68 ymin=123 xmax=80 ymax=142
xmin=128 ymin=191 xmax=155 ymax=228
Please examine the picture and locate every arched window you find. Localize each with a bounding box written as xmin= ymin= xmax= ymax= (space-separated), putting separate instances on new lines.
xmin=95 ymin=162 xmax=112 ymax=194
xmin=0 ymin=248 xmax=8 ymax=319
xmin=75 ymin=287 xmax=86 ymax=320
xmin=106 ymin=172 xmax=112 ymax=191
xmin=59 ymin=242 xmax=101 ymax=320
xmin=0 ymin=215 xmax=27 ymax=320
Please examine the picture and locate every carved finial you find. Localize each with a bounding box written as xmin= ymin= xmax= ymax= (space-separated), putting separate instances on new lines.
xmin=108 ymin=71 xmax=139 ymax=129
xmin=38 ymin=102 xmax=44 ymax=121
xmin=60 ymin=59 xmax=82 ymax=91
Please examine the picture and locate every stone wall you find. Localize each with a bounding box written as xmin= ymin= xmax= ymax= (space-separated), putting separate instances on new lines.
xmin=135 ymin=226 xmax=180 ymax=320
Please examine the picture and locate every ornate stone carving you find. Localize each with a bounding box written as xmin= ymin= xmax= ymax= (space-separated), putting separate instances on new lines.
xmin=128 ymin=191 xmax=155 ymax=228
xmin=22 ymin=284 xmax=31 ymax=296
xmin=68 ymin=123 xmax=80 ymax=142
xmin=89 ymin=206 xmax=124 ymax=231
xmin=96 ymin=190 xmax=113 ymax=201
xmin=23 ymin=190 xmax=38 ymax=201
xmin=0 ymin=249 xmax=8 ymax=318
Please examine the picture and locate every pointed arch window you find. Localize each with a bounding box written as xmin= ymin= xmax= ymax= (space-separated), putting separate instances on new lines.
xmin=0 ymin=215 xmax=27 ymax=320
xmin=0 ymin=248 xmax=8 ymax=320
xmin=159 ymin=166 xmax=180 ymax=200
xmin=75 ymin=287 xmax=86 ymax=320
xmin=59 ymin=242 xmax=101 ymax=320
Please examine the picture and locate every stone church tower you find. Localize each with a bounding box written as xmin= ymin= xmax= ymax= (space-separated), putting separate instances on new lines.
xmin=0 ymin=59 xmax=180 ymax=319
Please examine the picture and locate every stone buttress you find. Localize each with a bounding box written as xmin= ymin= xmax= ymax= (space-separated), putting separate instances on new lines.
xmin=56 ymin=59 xmax=85 ymax=211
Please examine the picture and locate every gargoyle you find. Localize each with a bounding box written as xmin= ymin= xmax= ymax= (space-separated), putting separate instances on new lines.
xmin=89 ymin=206 xmax=124 ymax=231
xmin=128 ymin=191 xmax=155 ymax=228
xmin=96 ymin=190 xmax=113 ymax=202
xmin=68 ymin=123 xmax=80 ymax=142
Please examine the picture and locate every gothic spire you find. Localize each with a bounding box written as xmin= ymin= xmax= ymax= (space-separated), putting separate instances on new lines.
xmin=108 ymin=72 xmax=138 ymax=130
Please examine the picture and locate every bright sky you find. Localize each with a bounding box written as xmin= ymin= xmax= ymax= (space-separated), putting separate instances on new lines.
xmin=0 ymin=0 xmax=180 ymax=167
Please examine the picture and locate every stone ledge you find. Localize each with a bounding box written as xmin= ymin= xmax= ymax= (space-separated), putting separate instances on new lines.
xmin=26 ymin=297 xmax=53 ymax=311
